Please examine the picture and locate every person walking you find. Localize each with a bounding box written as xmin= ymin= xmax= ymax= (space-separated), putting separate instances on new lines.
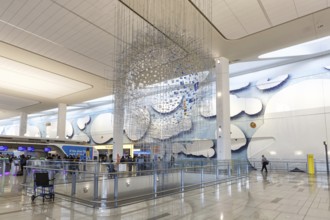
xmin=261 ymin=155 xmax=269 ymax=172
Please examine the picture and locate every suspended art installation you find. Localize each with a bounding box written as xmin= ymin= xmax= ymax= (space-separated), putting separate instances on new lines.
xmin=109 ymin=0 xmax=216 ymax=157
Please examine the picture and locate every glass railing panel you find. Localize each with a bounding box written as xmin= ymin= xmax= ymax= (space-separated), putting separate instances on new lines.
xmin=156 ymin=168 xmax=181 ymax=195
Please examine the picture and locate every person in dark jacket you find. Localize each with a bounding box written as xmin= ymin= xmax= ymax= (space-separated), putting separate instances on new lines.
xmin=261 ymin=155 xmax=269 ymax=172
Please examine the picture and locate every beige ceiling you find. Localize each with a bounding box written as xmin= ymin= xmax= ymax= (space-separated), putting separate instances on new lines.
xmin=0 ymin=0 xmax=329 ymax=120
xmin=191 ymin=0 xmax=330 ymax=39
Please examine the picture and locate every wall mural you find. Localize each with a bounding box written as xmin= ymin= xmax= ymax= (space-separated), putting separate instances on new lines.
xmin=90 ymin=113 xmax=114 ymax=144
xmin=230 ymin=94 xmax=263 ymax=117
xmin=124 ymin=107 xmax=150 ymax=141
xmin=231 ymin=54 xmax=330 ymax=163
xmin=199 ymin=87 xmax=263 ymax=118
xmin=256 ymin=74 xmax=289 ymax=90
xmin=1 ymin=54 xmax=329 ymax=161
xmin=151 ymin=90 xmax=183 ymax=113
xmin=77 ymin=116 xmax=91 ymax=130
xmin=72 ymin=132 xmax=90 ymax=143
xmin=230 ymin=124 xmax=247 ymax=151
xmin=148 ymin=116 xmax=192 ymax=140
xmin=230 ymin=81 xmax=250 ymax=92
xmin=172 ymin=140 xmax=215 ymax=157
xmin=0 ymin=124 xmax=40 ymax=137
xmin=46 ymin=121 xmax=73 ymax=138
xmin=248 ymin=79 xmax=330 ymax=161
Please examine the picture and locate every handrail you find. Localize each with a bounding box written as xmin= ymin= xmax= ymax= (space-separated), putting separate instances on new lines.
xmin=21 ymin=160 xmax=257 ymax=208
xmin=23 ymin=159 xmax=250 ymax=207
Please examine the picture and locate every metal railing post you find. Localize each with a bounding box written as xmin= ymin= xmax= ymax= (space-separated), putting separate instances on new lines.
xmin=153 ymin=169 xmax=157 ymax=198
xmin=1 ymin=160 xmax=5 ymax=177
xmin=201 ymin=166 xmax=204 ymax=187
xmin=216 ymin=161 xmax=219 ymax=181
xmin=228 ymin=161 xmax=231 ymax=177
xmin=114 ymin=174 xmax=118 ymax=207
xmin=71 ymin=172 xmax=76 ymax=196
xmin=237 ymin=163 xmax=241 ymax=176
xmin=180 ymin=167 xmax=184 ymax=192
xmin=93 ymin=164 xmax=99 ymax=201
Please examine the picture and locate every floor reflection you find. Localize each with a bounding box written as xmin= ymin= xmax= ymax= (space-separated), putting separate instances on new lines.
xmin=1 ymin=172 xmax=330 ymax=219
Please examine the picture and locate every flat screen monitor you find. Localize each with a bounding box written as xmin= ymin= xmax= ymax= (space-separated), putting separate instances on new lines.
xmin=17 ymin=146 xmax=26 ymax=151
xmin=27 ymin=147 xmax=35 ymax=152
xmin=44 ymin=147 xmax=51 ymax=152
xmin=0 ymin=146 xmax=8 ymax=151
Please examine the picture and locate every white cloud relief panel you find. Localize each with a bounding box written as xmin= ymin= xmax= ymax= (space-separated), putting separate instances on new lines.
xmin=230 ymin=94 xmax=263 ymax=117
xmin=172 ymin=140 xmax=215 ymax=157
xmin=45 ymin=121 xmax=73 ymax=138
xmin=200 ymin=93 xmax=262 ymax=117
xmin=77 ymin=116 xmax=91 ymax=130
xmin=90 ymin=113 xmax=114 ymax=144
xmin=26 ymin=125 xmax=41 ymax=137
xmin=231 ymin=124 xmax=246 ymax=151
xmin=230 ymin=81 xmax=250 ymax=92
xmin=124 ymin=107 xmax=150 ymax=141
xmin=151 ymin=90 xmax=183 ymax=113
xmin=149 ymin=116 xmax=192 ymax=140
xmin=256 ymin=74 xmax=289 ymax=90
xmin=72 ymin=132 xmax=90 ymax=143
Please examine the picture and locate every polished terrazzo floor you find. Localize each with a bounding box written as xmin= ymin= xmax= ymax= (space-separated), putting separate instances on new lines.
xmin=1 ymin=171 xmax=330 ymax=220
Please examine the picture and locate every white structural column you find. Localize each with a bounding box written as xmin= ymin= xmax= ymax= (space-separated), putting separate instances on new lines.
xmin=57 ymin=103 xmax=67 ymax=139
xmin=215 ymin=57 xmax=231 ymax=160
xmin=19 ymin=112 xmax=28 ymax=136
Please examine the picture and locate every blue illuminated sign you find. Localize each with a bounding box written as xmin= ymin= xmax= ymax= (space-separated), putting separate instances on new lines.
xmin=18 ymin=146 xmax=26 ymax=151
xmin=62 ymin=146 xmax=93 ymax=160
xmin=0 ymin=146 xmax=8 ymax=151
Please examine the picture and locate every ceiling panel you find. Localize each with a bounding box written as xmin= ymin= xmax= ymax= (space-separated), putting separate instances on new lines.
xmin=15 ymin=1 xmax=53 ymax=30
xmin=0 ymin=1 xmax=14 ymax=16
xmin=313 ymin=8 xmax=330 ymax=36
xmin=0 ymin=0 xmax=27 ymax=21
xmin=210 ymin=0 xmax=247 ymax=39
xmin=192 ymin=0 xmax=329 ymax=39
xmin=225 ymin=0 xmax=270 ymax=35
xmin=54 ymin=0 xmax=81 ymax=9
xmin=294 ymin=0 xmax=327 ymax=16
xmin=6 ymin=1 xmax=40 ymax=26
xmin=261 ymin=0 xmax=297 ymax=26
xmin=0 ymin=0 xmax=117 ymax=76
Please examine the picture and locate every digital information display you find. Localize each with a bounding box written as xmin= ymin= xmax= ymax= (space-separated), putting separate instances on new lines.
xmin=0 ymin=146 xmax=8 ymax=151
xmin=27 ymin=147 xmax=35 ymax=152
xmin=17 ymin=146 xmax=27 ymax=151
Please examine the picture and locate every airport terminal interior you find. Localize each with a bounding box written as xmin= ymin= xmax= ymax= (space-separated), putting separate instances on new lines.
xmin=1 ymin=0 xmax=330 ymax=219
